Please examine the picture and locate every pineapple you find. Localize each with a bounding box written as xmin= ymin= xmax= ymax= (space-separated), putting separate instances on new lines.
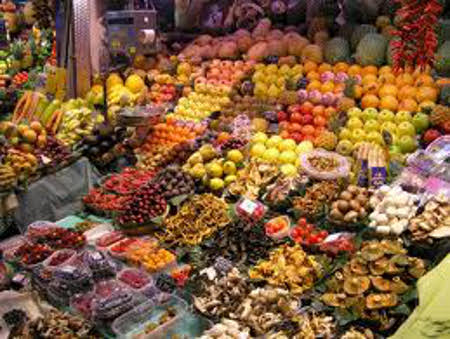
xmin=314 ymin=131 xmax=338 ymax=150
xmin=430 ymin=105 xmax=450 ymax=126
xmin=9 ymin=41 xmax=25 ymax=71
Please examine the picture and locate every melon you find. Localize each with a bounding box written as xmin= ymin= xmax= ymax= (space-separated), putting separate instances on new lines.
xmin=351 ymin=24 xmax=377 ymax=50
xmin=355 ymin=33 xmax=388 ymax=66
xmin=324 ymin=37 xmax=351 ymax=64
xmin=236 ymin=35 xmax=253 ymax=53
xmin=301 ymin=44 xmax=323 ymax=63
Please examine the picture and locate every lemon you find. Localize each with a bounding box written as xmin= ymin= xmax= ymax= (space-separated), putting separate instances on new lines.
xmin=125 ymin=74 xmax=146 ymax=94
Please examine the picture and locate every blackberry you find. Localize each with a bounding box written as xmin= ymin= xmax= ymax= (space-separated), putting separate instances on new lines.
xmin=155 ymin=274 xmax=177 ymax=293
xmin=296 ymin=77 xmax=309 ymax=90
xmin=213 ymin=256 xmax=233 ymax=275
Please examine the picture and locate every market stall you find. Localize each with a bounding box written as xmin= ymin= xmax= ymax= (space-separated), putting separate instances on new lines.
xmin=0 ymin=0 xmax=450 ymax=338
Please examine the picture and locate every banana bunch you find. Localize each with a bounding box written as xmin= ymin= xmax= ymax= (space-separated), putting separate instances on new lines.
xmin=5 ymin=149 xmax=38 ymax=179
xmin=56 ymin=107 xmax=104 ymax=147
xmin=0 ymin=164 xmax=17 ymax=190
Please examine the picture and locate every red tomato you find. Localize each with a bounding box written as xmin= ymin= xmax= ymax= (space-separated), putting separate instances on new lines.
xmin=303 ymin=114 xmax=314 ymax=125
xmin=298 ymin=218 xmax=307 ymax=227
xmin=290 ymin=112 xmax=303 ymax=124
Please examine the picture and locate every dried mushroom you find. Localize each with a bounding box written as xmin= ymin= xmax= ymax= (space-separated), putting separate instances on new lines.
xmin=293 ymin=182 xmax=339 ymax=217
xmin=343 ymin=276 xmax=370 ymax=295
xmin=408 ymin=258 xmax=426 ymax=278
xmin=350 ymin=258 xmax=369 ymax=275
xmin=366 ymin=293 xmax=398 ymax=309
xmin=361 ymin=243 xmax=385 ymax=261
xmin=321 ymin=293 xmax=346 ymax=307
xmin=369 ymin=258 xmax=389 ymax=276
xmin=370 ymin=276 xmax=392 ymax=292
xmin=329 ymin=185 xmax=371 ymax=225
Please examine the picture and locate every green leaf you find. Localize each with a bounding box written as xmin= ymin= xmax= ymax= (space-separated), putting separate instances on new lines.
xmin=335 ymin=308 xmax=359 ymax=326
xmin=400 ymin=288 xmax=418 ymax=303
xmin=151 ymin=215 xmax=164 ymax=226
xmin=170 ymin=194 xmax=189 ymax=207
xmin=392 ymin=304 xmax=411 ymax=316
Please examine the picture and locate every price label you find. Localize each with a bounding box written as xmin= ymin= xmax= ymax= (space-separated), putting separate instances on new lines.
xmin=91 ymin=252 xmax=103 ymax=261
xmin=239 ymin=199 xmax=258 ymax=215
xmin=40 ymin=155 xmax=52 ymax=165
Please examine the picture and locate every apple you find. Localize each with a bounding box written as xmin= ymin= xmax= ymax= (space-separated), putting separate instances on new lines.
xmin=364 ymin=120 xmax=380 ymax=133
xmin=397 ymin=135 xmax=417 ymax=153
xmin=378 ymin=109 xmax=395 ymax=122
xmin=303 ymin=114 xmax=314 ymax=125
xmin=381 ymin=121 xmax=398 ymax=136
xmin=291 ymin=132 xmax=303 ymax=143
xmin=288 ymin=104 xmax=301 ymax=114
xmin=347 ymin=107 xmax=362 ymax=119
xmin=366 ymin=131 xmax=384 ymax=145
xmin=279 ymin=150 xmax=297 ymax=164
xmin=296 ymin=141 xmax=314 ymax=154
xmin=423 ymin=129 xmax=441 ymax=144
xmin=250 ymin=143 xmax=266 ymax=157
xmin=277 ymin=111 xmax=288 ymax=121
xmin=262 ymin=148 xmax=280 ymax=163
xmin=291 ymin=112 xmax=303 ymax=124
xmin=278 ymin=139 xmax=297 ymax=152
xmin=352 ymin=128 xmax=366 ymax=142
xmin=266 ymin=135 xmax=283 ymax=148
xmin=347 ymin=117 xmax=364 ymax=130
xmin=280 ymin=163 xmax=298 ymax=177
xmin=397 ymin=121 xmax=416 ymax=137
xmin=412 ymin=113 xmax=430 ymax=133
xmin=339 ymin=128 xmax=352 ymax=140
xmin=252 ymin=132 xmax=268 ymax=144
xmin=362 ymin=108 xmax=378 ymax=121
xmin=395 ymin=111 xmax=412 ymax=124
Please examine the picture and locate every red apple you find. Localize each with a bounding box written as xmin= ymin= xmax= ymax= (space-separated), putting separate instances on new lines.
xmin=423 ymin=129 xmax=441 ymax=144
xmin=440 ymin=121 xmax=450 ymax=134
xmin=303 ymin=114 xmax=314 ymax=125
xmin=291 ymin=112 xmax=303 ymax=124
xmin=300 ymin=102 xmax=314 ymax=115
xmin=277 ymin=111 xmax=288 ymax=122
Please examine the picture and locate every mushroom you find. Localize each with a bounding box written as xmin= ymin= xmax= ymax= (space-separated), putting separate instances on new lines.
xmin=343 ymin=276 xmax=370 ymax=295
xmin=366 ymin=293 xmax=398 ymax=309
xmin=361 ymin=243 xmax=385 ymax=261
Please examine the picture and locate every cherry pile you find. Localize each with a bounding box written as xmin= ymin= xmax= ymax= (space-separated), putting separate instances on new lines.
xmin=119 ymin=268 xmax=151 ymax=289
xmin=102 ymin=168 xmax=155 ymax=195
xmin=115 ymin=182 xmax=167 ymax=226
xmin=32 ymin=228 xmax=86 ymax=250
xmin=83 ymin=188 xmax=131 ymax=212
xmin=14 ymin=243 xmax=53 ymax=265
xmin=290 ymin=218 xmax=328 ymax=246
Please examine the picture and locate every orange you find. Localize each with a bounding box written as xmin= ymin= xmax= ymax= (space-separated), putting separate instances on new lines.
xmin=362 ymin=65 xmax=378 ymax=76
xmin=396 ymin=73 xmax=414 ymax=87
xmin=318 ymin=63 xmax=332 ymax=74
xmin=324 ymin=106 xmax=336 ymax=118
xmin=306 ymin=71 xmax=320 ymax=81
xmin=361 ymin=94 xmax=380 ymax=109
xmin=333 ymin=83 xmax=346 ymax=94
xmin=333 ymin=62 xmax=349 ymax=73
xmin=378 ymin=73 xmax=396 ymax=84
xmin=378 ymin=84 xmax=399 ymax=98
xmin=306 ymin=80 xmax=322 ymax=91
xmin=312 ymin=105 xmax=325 ymax=116
xmin=418 ymin=100 xmax=436 ymax=111
xmin=363 ymin=82 xmax=380 ymax=95
xmin=414 ymin=74 xmax=434 ymax=87
xmin=398 ymin=98 xmax=418 ymax=112
xmin=348 ymin=65 xmax=362 ymax=77
xmin=320 ymin=81 xmax=335 ymax=93
xmin=379 ymin=66 xmax=392 ymax=75
xmin=362 ymin=74 xmax=378 ymax=86
xmin=352 ymin=85 xmax=363 ymax=99
xmin=416 ymin=86 xmax=438 ymax=103
xmin=303 ymin=61 xmax=318 ymax=73
xmin=398 ymin=85 xmax=417 ymax=100
xmin=379 ymin=95 xmax=399 ymax=111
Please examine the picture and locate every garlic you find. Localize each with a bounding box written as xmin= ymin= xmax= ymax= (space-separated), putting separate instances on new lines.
xmin=376 ymin=226 xmax=391 ymax=234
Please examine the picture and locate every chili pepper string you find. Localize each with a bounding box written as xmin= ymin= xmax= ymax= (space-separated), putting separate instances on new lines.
xmin=391 ymin=0 xmax=442 ymax=71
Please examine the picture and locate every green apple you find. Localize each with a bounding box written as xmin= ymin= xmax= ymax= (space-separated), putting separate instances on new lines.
xmin=279 ymin=150 xmax=297 ymax=164
xmin=252 ymin=132 xmax=268 ymax=144
xmin=209 ymin=178 xmax=225 ymax=190
xmin=381 ymin=121 xmax=398 ymax=136
xmin=395 ymin=110 xmax=412 ymax=124
xmin=351 ymin=129 xmax=366 ymax=143
xmin=378 ymin=109 xmax=395 ymax=122
xmin=250 ymin=143 xmax=266 ymax=158
xmin=223 ymin=161 xmax=237 ymax=175
xmin=347 ymin=117 xmax=364 ymax=130
xmin=412 ymin=113 xmax=430 ymax=133
xmin=347 ymin=107 xmax=362 ymax=119
xmin=397 ymin=121 xmax=416 ymax=137
xmin=339 ymin=128 xmax=352 ymax=141
xmin=362 ymin=108 xmax=378 ymax=121
xmin=364 ymin=120 xmax=380 ymax=133
xmin=266 ymin=135 xmax=283 ymax=148
xmin=224 ymin=175 xmax=237 ymax=185
xmin=366 ymin=131 xmax=384 ymax=145
xmin=278 ymin=138 xmax=297 ymax=152
xmin=280 ymin=163 xmax=298 ymax=177
xmin=397 ymin=135 xmax=417 ymax=153
xmin=296 ymin=141 xmax=314 ymax=154
xmin=262 ymin=148 xmax=280 ymax=163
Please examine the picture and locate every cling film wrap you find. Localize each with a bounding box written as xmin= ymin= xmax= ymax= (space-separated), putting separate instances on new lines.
xmin=300 ymin=149 xmax=350 ymax=180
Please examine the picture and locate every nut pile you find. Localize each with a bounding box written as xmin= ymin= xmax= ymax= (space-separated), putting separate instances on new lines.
xmin=329 ymin=185 xmax=370 ymax=224
xmin=194 ymin=268 xmax=250 ymax=318
xmin=321 ymin=240 xmax=426 ymax=328
xmin=161 ymin=194 xmax=230 ymax=245
xmin=293 ymin=182 xmax=339 ymax=217
xmin=409 ymin=195 xmax=450 ymax=242
xmin=249 ymin=244 xmax=322 ymax=295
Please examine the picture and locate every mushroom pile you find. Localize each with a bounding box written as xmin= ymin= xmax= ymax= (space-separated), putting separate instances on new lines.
xmin=267 ymin=313 xmax=335 ymax=339
xmin=409 ymin=194 xmax=450 ymax=242
xmin=199 ymin=319 xmax=251 ymax=339
xmin=194 ymin=268 xmax=250 ymax=318
xmin=321 ymin=240 xmax=426 ymax=328
xmin=233 ymin=287 xmax=299 ymax=335
xmin=248 ymin=244 xmax=322 ymax=295
xmin=292 ymin=181 xmax=340 ymax=218
xmin=329 ymin=185 xmax=370 ymax=225
xmin=369 ymin=185 xmax=420 ymax=235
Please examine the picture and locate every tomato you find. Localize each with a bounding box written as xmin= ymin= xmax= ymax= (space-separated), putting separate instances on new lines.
xmin=290 ymin=112 xmax=303 ymax=124
xmin=297 ymin=218 xmax=307 ymax=227
xmin=318 ymin=230 xmax=328 ymax=238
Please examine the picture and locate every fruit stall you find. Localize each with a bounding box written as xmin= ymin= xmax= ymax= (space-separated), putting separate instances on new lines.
xmin=0 ymin=0 xmax=450 ymax=338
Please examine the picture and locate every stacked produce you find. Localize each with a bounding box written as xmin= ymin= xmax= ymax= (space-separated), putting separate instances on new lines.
xmin=329 ymin=185 xmax=370 ymax=225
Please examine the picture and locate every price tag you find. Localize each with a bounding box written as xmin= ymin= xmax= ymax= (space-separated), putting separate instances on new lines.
xmin=239 ymin=199 xmax=258 ymax=215
xmin=91 ymin=252 xmax=103 ymax=261
xmin=40 ymin=155 xmax=52 ymax=165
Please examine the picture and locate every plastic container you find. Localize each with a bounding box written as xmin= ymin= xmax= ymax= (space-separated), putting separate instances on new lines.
xmin=96 ymin=231 xmax=125 ymax=249
xmin=264 ymin=216 xmax=291 ymax=240
xmin=0 ymin=236 xmax=28 ymax=262
xmin=43 ymin=249 xmax=76 ymax=268
xmin=112 ymin=296 xmax=187 ymax=338
xmin=80 ymin=250 xmax=119 ymax=281
xmin=108 ymin=238 xmax=139 ymax=260
xmin=70 ymin=292 xmax=95 ymax=319
xmin=157 ymin=313 xmax=213 ymax=338
xmin=235 ymin=198 xmax=267 ymax=224
xmin=118 ymin=268 xmax=152 ymax=290
xmin=84 ymin=223 xmax=114 ymax=246
xmin=25 ymin=221 xmax=60 ymax=239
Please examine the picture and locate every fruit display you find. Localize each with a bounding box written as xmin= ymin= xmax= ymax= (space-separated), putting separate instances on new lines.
xmin=249 ymin=244 xmax=322 ymax=295
xmin=153 ymin=164 xmax=195 ymax=199
xmin=30 ymin=227 xmax=85 ymax=250
xmin=321 ymin=240 xmax=426 ymax=329
xmin=329 ymin=185 xmax=370 ymax=225
xmin=13 ymin=243 xmax=53 ymax=266
xmin=290 ymin=217 xmax=329 ymax=245
xmin=81 ymin=250 xmax=117 ymax=281
xmin=83 ymin=188 xmax=131 ymax=214
xmin=264 ymin=215 xmax=290 ymax=239
xmin=125 ymin=239 xmax=176 ymax=273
